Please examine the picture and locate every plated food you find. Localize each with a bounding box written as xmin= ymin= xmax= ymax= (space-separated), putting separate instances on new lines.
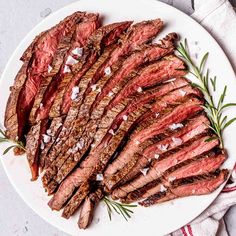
xmin=2 ymin=10 xmax=231 ymax=230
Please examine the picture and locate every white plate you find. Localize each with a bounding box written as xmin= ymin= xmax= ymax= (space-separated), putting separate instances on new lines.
xmin=1 ymin=0 xmax=236 ymax=235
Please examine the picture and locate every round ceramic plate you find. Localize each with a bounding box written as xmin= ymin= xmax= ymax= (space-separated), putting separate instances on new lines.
xmin=1 ymin=0 xmax=236 ymax=235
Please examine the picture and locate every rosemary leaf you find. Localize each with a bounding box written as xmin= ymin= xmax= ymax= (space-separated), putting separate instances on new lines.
xmin=3 ymin=145 xmax=16 ymax=155
xmin=199 ymin=52 xmax=209 ymax=72
xmin=223 ymin=117 xmax=236 ymax=130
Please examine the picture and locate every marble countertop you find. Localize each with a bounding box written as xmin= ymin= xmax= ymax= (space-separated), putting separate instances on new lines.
xmin=0 ymin=1 xmax=235 ymax=235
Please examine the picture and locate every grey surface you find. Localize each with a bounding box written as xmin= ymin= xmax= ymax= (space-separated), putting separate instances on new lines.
xmin=0 ymin=0 xmax=235 ymax=235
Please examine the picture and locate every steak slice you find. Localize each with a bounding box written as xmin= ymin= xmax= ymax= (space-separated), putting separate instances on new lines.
xmin=111 ymin=135 xmax=219 ymax=199
xmin=30 ymin=13 xmax=99 ymax=123
xmin=47 ymin=98 xmax=203 ymax=208
xmin=107 ymin=114 xmax=210 ymax=191
xmin=78 ymin=188 xmax=104 ymax=229
xmin=44 ymin=57 xmax=186 ymax=194
xmin=139 ymin=169 xmax=228 ymax=207
xmin=25 ymin=119 xmax=48 ymax=180
xmin=4 ymin=11 xmax=85 ymax=141
xmin=122 ymin=152 xmax=226 ymax=203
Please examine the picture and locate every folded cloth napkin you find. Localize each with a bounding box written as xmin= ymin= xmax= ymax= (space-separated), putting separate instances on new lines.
xmin=168 ymin=0 xmax=236 ymax=235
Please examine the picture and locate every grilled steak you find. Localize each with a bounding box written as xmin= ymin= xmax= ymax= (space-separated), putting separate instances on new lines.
xmin=111 ymin=135 xmax=219 ymax=199
xmin=139 ymin=169 xmax=228 ymax=207
xmin=43 ymin=19 xmax=165 ymax=190
xmin=78 ymin=188 xmax=104 ymax=229
xmin=107 ymin=113 xmax=209 ymax=191
xmin=44 ymin=57 xmax=186 ymax=195
xmin=122 ymin=152 xmax=226 ymax=203
xmin=4 ymin=12 xmax=85 ymax=141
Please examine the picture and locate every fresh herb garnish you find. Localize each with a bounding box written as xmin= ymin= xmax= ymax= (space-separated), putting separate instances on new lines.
xmin=103 ymin=196 xmax=137 ymax=221
xmin=177 ymin=39 xmax=236 ymax=148
xmin=0 ymin=127 xmax=26 ymax=155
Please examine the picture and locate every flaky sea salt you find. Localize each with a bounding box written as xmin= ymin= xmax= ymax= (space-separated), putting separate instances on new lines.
xmin=160 ymin=184 xmax=167 ymax=192
xmin=104 ymin=66 xmax=111 ymax=76
xmin=135 ymin=140 xmax=140 ymax=145
xmin=158 ymin=144 xmax=169 ymax=152
xmin=91 ymin=84 xmax=98 ymax=91
xmin=40 ymin=141 xmax=45 ymax=150
xmin=71 ymin=86 xmax=80 ymax=100
xmin=123 ymin=115 xmax=128 ymax=121
xmin=42 ymin=134 xmax=51 ymax=143
xmin=154 ymin=154 xmax=160 ymax=159
xmin=46 ymin=129 xmax=52 ymax=136
xmin=40 ymin=103 xmax=43 ymax=109
xmin=48 ymin=65 xmax=52 ymax=73
xmin=109 ymin=129 xmax=115 ymax=136
xmin=155 ymin=113 xmax=160 ymax=118
xmin=96 ymin=173 xmax=104 ymax=181
xmin=108 ymin=91 xmax=114 ymax=97
xmin=179 ymin=89 xmax=187 ymax=97
xmin=169 ymin=123 xmax=184 ymax=130
xmin=72 ymin=47 xmax=83 ymax=57
xmin=137 ymin=87 xmax=143 ymax=93
xmin=168 ymin=176 xmax=176 ymax=182
xmin=171 ymin=137 xmax=182 ymax=146
xmin=63 ymin=65 xmax=71 ymax=73
xmin=66 ymin=55 xmax=79 ymax=65
xmin=140 ymin=168 xmax=149 ymax=176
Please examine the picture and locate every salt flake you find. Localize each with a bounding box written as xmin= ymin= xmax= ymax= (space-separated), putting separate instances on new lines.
xmin=91 ymin=84 xmax=98 ymax=91
xmin=104 ymin=67 xmax=111 ymax=76
xmin=66 ymin=55 xmax=79 ymax=65
xmin=140 ymin=168 xmax=149 ymax=176
xmin=108 ymin=91 xmax=114 ymax=97
xmin=42 ymin=134 xmax=51 ymax=143
xmin=40 ymin=141 xmax=45 ymax=150
xmin=158 ymin=144 xmax=169 ymax=152
xmin=137 ymin=87 xmax=143 ymax=93
xmin=48 ymin=65 xmax=52 ymax=73
xmin=168 ymin=176 xmax=176 ymax=181
xmin=179 ymin=89 xmax=187 ymax=97
xmin=169 ymin=123 xmax=184 ymax=130
xmin=72 ymin=47 xmax=83 ymax=57
xmin=160 ymin=184 xmax=167 ymax=192
xmin=171 ymin=137 xmax=182 ymax=146
xmin=71 ymin=86 xmax=80 ymax=100
xmin=96 ymin=173 xmax=103 ymax=181
xmin=155 ymin=113 xmax=160 ymax=118
xmin=154 ymin=154 xmax=160 ymax=159
xmin=163 ymin=78 xmax=176 ymax=83
xmin=46 ymin=129 xmax=52 ymax=135
xmin=109 ymin=129 xmax=115 ymax=136
xmin=123 ymin=115 xmax=128 ymax=121
xmin=135 ymin=140 xmax=140 ymax=145
xmin=63 ymin=65 xmax=71 ymax=73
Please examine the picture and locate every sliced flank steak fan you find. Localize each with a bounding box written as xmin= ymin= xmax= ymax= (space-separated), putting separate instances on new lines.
xmin=4 ymin=12 xmax=85 ymax=141
xmin=42 ymin=19 xmax=165 ymax=191
xmin=44 ymin=55 xmax=186 ymax=195
xmin=4 ymin=12 xmax=229 ymax=230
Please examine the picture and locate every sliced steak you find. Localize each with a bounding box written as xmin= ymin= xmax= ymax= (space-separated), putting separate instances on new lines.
xmin=41 ymin=22 xmax=132 ymax=168
xmin=78 ymin=188 xmax=104 ymax=229
xmin=139 ymin=169 xmax=228 ymax=207
xmin=4 ymin=12 xmax=85 ymax=141
xmin=107 ymin=114 xmax=209 ymax=191
xmin=25 ymin=119 xmax=48 ymax=180
xmin=44 ymin=57 xmax=186 ymax=194
xmin=111 ymin=135 xmax=219 ymax=199
xmin=47 ymin=98 xmax=203 ymax=208
xmin=43 ymin=21 xmax=167 ymax=187
xmin=30 ymin=13 xmax=99 ymax=123
xmin=122 ymin=152 xmax=226 ymax=203
xmin=104 ymin=97 xmax=202 ymax=180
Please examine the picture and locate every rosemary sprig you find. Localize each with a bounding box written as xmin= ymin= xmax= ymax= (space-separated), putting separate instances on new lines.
xmin=177 ymin=39 xmax=236 ymax=148
xmin=0 ymin=127 xmax=26 ymax=155
xmin=103 ymin=196 xmax=137 ymax=221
